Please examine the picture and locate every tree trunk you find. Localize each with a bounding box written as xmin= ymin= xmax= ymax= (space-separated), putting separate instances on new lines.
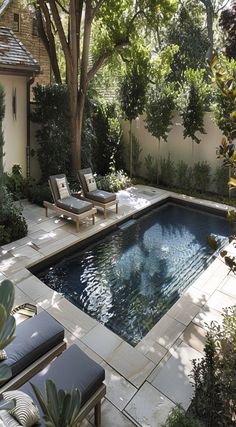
xmin=129 ymin=120 xmax=133 ymax=178
xmin=206 ymin=5 xmax=214 ymax=49
xmin=75 ymin=1 xmax=92 ymax=172
xmin=157 ymin=138 xmax=160 ymax=184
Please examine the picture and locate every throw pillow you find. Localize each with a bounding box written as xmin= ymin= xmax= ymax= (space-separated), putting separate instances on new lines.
xmin=3 ymin=390 xmax=40 ymax=427
xmin=0 ymin=410 xmax=22 ymax=427
xmin=84 ymin=173 xmax=97 ymax=192
xmin=0 ymin=349 xmax=7 ymax=360
xmin=55 ymin=177 xmax=70 ymax=200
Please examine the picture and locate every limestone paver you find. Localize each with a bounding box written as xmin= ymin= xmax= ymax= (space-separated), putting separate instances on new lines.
xmin=135 ymin=340 xmax=167 ymax=365
xmin=90 ymin=399 xmax=136 ymax=427
xmin=38 ymin=234 xmax=79 ymax=256
xmin=106 ymin=341 xmax=155 ymax=388
xmin=64 ymin=330 xmax=104 ymax=364
xmin=6 ymin=267 xmax=31 ymax=283
xmin=167 ymin=295 xmax=201 ymax=326
xmin=183 ymin=286 xmax=209 ymax=307
xmin=47 ymin=297 xmax=97 ymax=338
xmin=142 ymin=314 xmax=186 ymax=351
xmin=205 ymin=289 xmax=236 ymax=312
xmin=101 ymin=362 xmax=137 ymax=411
xmin=220 ymin=274 xmax=236 ymax=298
xmin=81 ymin=323 xmax=123 ymax=360
xmin=150 ymin=342 xmax=202 ymax=410
xmin=16 ymin=274 xmax=62 ymax=309
xmin=180 ymin=322 xmax=207 ymax=354
xmin=125 ymin=382 xmax=175 ymax=427
xmin=192 ymin=305 xmax=224 ymax=329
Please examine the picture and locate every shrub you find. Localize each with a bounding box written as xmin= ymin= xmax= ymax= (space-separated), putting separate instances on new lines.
xmin=31 ymin=84 xmax=72 ymax=181
xmin=176 ymin=160 xmax=191 ymax=190
xmin=159 ymin=155 xmax=176 ymax=186
xmin=4 ymin=164 xmax=25 ymax=200
xmin=25 ymin=178 xmax=52 ymax=207
xmin=192 ymin=161 xmax=211 ymax=192
xmin=214 ymin=166 xmax=229 ymax=196
xmin=162 ymin=406 xmax=203 ymax=427
xmin=190 ymin=306 xmax=236 ymax=427
xmin=0 ymin=187 xmax=27 ymax=245
xmin=145 ymin=154 xmax=157 ymax=184
xmin=96 ymin=167 xmax=131 ymax=192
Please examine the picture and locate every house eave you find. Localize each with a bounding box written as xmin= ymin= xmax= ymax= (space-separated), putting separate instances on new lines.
xmin=0 ymin=63 xmax=40 ymax=76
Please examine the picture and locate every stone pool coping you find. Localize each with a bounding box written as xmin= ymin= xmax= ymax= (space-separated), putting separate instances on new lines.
xmin=1 ymin=185 xmax=236 ymax=427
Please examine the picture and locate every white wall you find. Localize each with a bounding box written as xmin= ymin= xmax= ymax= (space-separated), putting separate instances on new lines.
xmin=122 ymin=112 xmax=224 ymax=182
xmin=0 ymin=74 xmax=27 ymax=176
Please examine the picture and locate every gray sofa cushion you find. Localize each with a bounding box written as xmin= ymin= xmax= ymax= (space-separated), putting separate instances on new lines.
xmin=57 ymin=197 xmax=93 ymax=214
xmin=20 ymin=344 xmax=105 ymax=425
xmin=87 ymin=190 xmax=116 ymax=203
xmin=1 ymin=311 xmax=64 ymax=381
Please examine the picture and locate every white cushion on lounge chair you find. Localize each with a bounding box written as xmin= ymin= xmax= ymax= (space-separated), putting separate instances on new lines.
xmin=3 ymin=390 xmax=40 ymax=427
xmin=84 ymin=173 xmax=97 ymax=192
xmin=56 ymin=177 xmax=70 ymax=199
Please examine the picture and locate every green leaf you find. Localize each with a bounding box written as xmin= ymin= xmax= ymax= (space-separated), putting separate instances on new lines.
xmin=0 ymin=280 xmax=15 ymax=316
xmin=207 ymin=235 xmax=218 ymax=251
xmin=0 ymin=364 xmax=12 ymax=383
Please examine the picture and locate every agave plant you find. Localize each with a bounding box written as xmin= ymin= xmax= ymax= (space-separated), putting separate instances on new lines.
xmin=0 ymin=279 xmax=16 ymax=384
xmin=31 ymin=379 xmax=82 ymax=427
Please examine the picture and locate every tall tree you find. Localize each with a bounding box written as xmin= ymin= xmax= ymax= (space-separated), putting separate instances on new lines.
xmin=34 ymin=0 xmax=178 ymax=173
xmin=220 ymin=0 xmax=236 ymax=58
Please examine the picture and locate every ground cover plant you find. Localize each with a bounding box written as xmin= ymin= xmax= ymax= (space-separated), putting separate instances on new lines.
xmin=0 ymin=86 xmax=27 ymax=245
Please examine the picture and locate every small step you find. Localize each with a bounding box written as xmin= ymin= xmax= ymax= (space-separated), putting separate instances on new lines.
xmin=118 ymin=219 xmax=136 ymax=230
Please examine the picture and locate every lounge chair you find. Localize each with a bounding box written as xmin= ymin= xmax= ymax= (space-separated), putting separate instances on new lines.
xmin=18 ymin=344 xmax=106 ymax=427
xmin=0 ymin=310 xmax=66 ymax=392
xmin=44 ymin=174 xmax=97 ymax=232
xmin=78 ymin=168 xmax=118 ymax=218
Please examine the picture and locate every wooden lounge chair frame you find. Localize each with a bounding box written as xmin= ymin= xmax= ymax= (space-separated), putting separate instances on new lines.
xmin=0 ymin=342 xmax=105 ymax=427
xmin=0 ymin=341 xmax=66 ymax=393
xmin=78 ymin=168 xmax=119 ymax=218
xmin=44 ymin=176 xmax=97 ymax=232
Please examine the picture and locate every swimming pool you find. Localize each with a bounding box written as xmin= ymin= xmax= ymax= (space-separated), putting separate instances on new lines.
xmin=36 ymin=202 xmax=229 ymax=346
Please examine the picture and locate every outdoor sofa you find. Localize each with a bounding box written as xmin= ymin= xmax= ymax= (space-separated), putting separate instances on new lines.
xmin=78 ymin=168 xmax=118 ymax=218
xmin=44 ymin=174 xmax=97 ymax=232
xmin=19 ymin=344 xmax=106 ymax=426
xmin=0 ymin=310 xmax=66 ymax=393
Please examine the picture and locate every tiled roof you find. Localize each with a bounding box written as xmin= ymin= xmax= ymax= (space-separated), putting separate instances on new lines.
xmin=0 ymin=26 xmax=40 ymax=74
xmin=0 ymin=0 xmax=12 ymax=16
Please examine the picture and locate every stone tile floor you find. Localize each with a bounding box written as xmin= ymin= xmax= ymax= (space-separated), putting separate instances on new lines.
xmin=1 ymin=185 xmax=236 ymax=426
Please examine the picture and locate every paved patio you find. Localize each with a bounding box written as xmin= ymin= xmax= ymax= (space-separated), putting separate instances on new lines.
xmin=1 ymin=185 xmax=236 ymax=426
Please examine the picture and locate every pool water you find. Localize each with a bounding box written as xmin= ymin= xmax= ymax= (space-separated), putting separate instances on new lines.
xmin=37 ymin=203 xmax=229 ymax=346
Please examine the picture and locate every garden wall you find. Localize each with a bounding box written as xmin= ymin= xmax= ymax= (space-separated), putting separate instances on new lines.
xmin=121 ymin=112 xmax=224 ymax=188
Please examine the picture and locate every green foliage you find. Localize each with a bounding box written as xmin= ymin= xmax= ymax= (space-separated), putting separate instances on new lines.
xmin=31 ymin=84 xmax=72 ymax=181
xmin=209 ymin=54 xmax=236 ymax=142
xmin=176 ymin=160 xmax=191 ymax=190
xmin=119 ymin=50 xmax=150 ymax=121
xmin=132 ymin=136 xmax=142 ymax=176
xmin=161 ymin=405 xmax=203 ymax=427
xmin=91 ymin=102 xmax=123 ymax=175
xmin=190 ymin=306 xmax=236 ymax=426
xmin=192 ymin=161 xmax=211 ymax=192
xmin=96 ymin=166 xmax=131 ymax=192
xmin=0 ymin=279 xmax=16 ymax=384
xmin=145 ymin=83 xmax=176 ymax=142
xmin=31 ymin=379 xmax=81 ymax=427
xmin=159 ymin=155 xmax=176 ymax=186
xmin=145 ymin=154 xmax=157 ymax=184
xmin=220 ymin=2 xmax=236 ymax=59
xmin=167 ymin=5 xmax=210 ymax=82
xmin=0 ymin=89 xmax=27 ymax=245
xmin=179 ymin=69 xmax=209 ymax=144
xmin=214 ymin=165 xmax=229 ymax=195
xmin=0 ymin=187 xmax=28 ymax=245
xmin=24 ymin=178 xmax=52 ymax=207
xmin=4 ymin=165 xmax=25 ymax=200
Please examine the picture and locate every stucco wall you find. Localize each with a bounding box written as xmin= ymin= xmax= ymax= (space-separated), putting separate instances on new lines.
xmin=0 ymin=74 xmax=27 ymax=176
xmin=121 ymin=112 xmax=224 ymax=183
